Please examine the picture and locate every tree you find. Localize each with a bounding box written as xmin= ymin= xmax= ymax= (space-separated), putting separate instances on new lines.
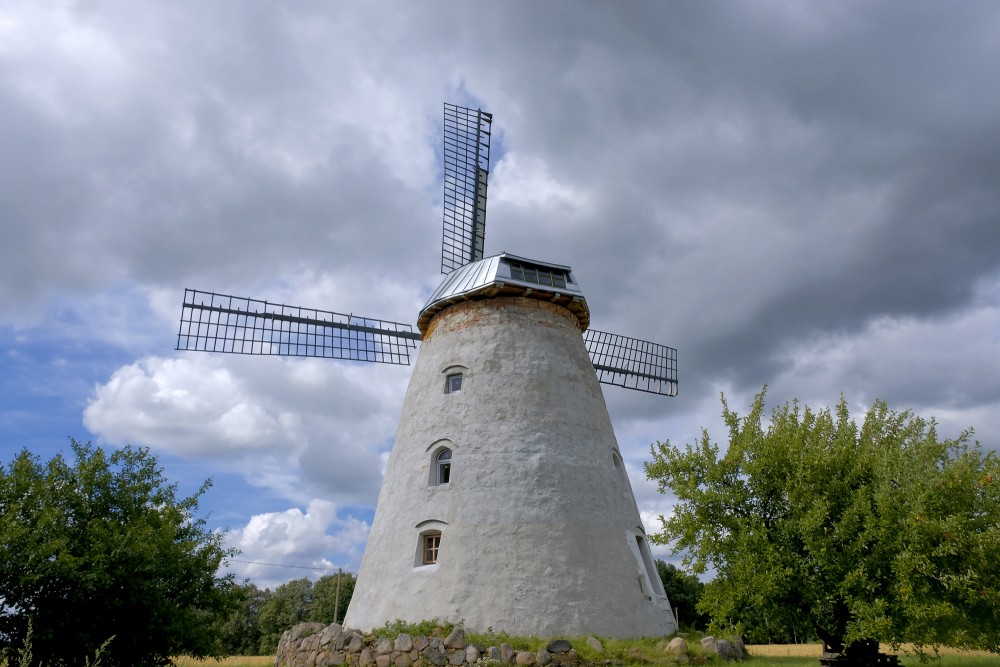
xmin=655 ymin=560 xmax=709 ymax=631
xmin=645 ymin=389 xmax=1000 ymax=658
xmin=0 ymin=440 xmax=236 ymax=667
xmin=257 ymin=578 xmax=314 ymax=654
xmin=215 ymin=582 xmax=271 ymax=656
xmin=311 ymin=571 xmax=356 ymax=626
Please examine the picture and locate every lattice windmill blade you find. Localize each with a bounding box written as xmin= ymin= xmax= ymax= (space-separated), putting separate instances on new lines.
xmin=441 ymin=103 xmax=493 ymax=275
xmin=583 ymin=329 xmax=678 ymax=396
xmin=177 ymin=288 xmax=422 ymax=365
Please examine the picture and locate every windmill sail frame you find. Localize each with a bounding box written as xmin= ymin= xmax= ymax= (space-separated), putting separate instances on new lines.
xmin=584 ymin=328 xmax=678 ymax=396
xmin=176 ymin=104 xmax=679 ymax=396
xmin=177 ymin=289 xmax=420 ymax=365
xmin=441 ymin=103 xmax=493 ymax=274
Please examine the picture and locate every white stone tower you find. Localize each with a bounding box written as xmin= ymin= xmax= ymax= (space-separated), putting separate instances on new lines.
xmin=344 ymin=254 xmax=676 ymax=637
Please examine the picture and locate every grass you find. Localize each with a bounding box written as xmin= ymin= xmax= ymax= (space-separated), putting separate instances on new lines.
xmin=172 ymin=658 xmax=274 ymax=667
xmin=746 ymin=644 xmax=996 ymax=667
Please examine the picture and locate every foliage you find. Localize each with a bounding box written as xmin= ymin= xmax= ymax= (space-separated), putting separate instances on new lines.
xmin=257 ymin=578 xmax=313 ymax=653
xmin=310 ymin=570 xmax=356 ymax=627
xmin=655 ymin=560 xmax=709 ymax=631
xmin=372 ymin=619 xmax=456 ymax=640
xmin=256 ymin=572 xmax=355 ymax=654
xmin=0 ymin=440 xmax=236 ymax=667
xmin=0 ymin=621 xmax=114 ymax=667
xmin=215 ymin=582 xmax=270 ymax=656
xmin=645 ymin=389 xmax=1000 ymax=654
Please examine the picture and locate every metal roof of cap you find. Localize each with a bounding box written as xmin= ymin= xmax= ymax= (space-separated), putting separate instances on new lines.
xmin=417 ymin=253 xmax=590 ymax=334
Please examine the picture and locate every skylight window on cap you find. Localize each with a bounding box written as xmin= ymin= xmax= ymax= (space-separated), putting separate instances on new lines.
xmin=507 ymin=259 xmax=568 ymax=289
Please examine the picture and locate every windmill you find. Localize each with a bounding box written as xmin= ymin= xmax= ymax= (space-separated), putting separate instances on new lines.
xmin=177 ymin=103 xmax=678 ymax=637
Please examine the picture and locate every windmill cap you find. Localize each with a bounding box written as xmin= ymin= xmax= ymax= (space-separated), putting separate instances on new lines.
xmin=417 ymin=253 xmax=590 ymax=334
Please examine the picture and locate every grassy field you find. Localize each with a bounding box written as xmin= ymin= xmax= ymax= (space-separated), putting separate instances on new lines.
xmin=746 ymin=644 xmax=997 ymax=667
xmin=171 ymin=645 xmax=998 ymax=667
xmin=173 ymin=658 xmax=274 ymax=667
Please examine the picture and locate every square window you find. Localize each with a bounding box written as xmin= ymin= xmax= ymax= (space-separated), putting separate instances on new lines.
xmin=423 ymin=533 xmax=441 ymax=564
xmin=446 ymin=374 xmax=463 ymax=393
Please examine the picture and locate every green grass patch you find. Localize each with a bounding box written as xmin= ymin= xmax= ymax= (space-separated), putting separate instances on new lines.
xmin=360 ymin=624 xmax=998 ymax=667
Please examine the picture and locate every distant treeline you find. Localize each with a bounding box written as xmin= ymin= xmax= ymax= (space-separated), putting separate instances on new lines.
xmin=217 ymin=573 xmax=357 ymax=655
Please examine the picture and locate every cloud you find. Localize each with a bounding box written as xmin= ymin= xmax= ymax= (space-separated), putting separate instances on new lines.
xmin=84 ymin=353 xmax=410 ymax=506
xmin=223 ymin=498 xmax=369 ymax=590
xmin=770 ymin=288 xmax=1000 ymax=441
xmin=3 ymin=1 xmax=1000 ymax=590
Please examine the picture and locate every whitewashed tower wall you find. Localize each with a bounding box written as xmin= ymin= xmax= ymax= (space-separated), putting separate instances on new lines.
xmin=344 ymin=296 xmax=674 ymax=638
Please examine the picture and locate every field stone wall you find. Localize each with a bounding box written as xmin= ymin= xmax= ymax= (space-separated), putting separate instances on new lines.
xmin=274 ymin=623 xmax=584 ymax=667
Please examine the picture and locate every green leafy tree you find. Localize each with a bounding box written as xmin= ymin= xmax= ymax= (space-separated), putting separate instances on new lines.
xmin=645 ymin=389 xmax=1000 ymax=657
xmin=655 ymin=560 xmax=709 ymax=631
xmin=257 ymin=578 xmax=314 ymax=654
xmin=311 ymin=571 xmax=356 ymax=626
xmin=215 ymin=582 xmax=271 ymax=655
xmin=0 ymin=440 xmax=236 ymax=667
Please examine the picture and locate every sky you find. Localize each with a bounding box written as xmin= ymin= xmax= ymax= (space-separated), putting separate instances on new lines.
xmin=2 ymin=1 xmax=999 ymax=590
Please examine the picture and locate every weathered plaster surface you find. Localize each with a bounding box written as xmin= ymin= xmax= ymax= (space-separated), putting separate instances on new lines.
xmin=344 ymin=297 xmax=674 ymax=637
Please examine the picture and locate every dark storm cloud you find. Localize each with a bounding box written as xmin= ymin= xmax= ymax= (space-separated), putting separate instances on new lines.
xmin=3 ymin=0 xmax=999 ymax=571
xmin=465 ymin=1 xmax=1000 ymax=410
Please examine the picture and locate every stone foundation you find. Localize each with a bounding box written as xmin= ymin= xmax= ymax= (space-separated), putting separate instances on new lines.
xmin=275 ymin=624 xmax=586 ymax=667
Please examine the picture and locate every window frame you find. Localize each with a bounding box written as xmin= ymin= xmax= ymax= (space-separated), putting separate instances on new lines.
xmin=422 ymin=531 xmax=442 ymax=565
xmin=435 ymin=448 xmax=452 ymax=485
xmin=633 ymin=531 xmax=666 ymax=598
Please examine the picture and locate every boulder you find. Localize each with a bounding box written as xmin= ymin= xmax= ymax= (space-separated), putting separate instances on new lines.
xmin=585 ymin=638 xmax=603 ymax=652
xmin=444 ymin=627 xmax=467 ymax=650
xmin=731 ymin=637 xmax=747 ymax=660
xmin=424 ymin=646 xmax=447 ymax=667
xmin=546 ymin=640 xmax=572 ymax=654
xmin=396 ymin=634 xmax=414 ymax=652
xmin=667 ymin=637 xmax=688 ymax=655
xmin=320 ymin=624 xmax=345 ymax=646
xmin=291 ymin=623 xmax=326 ymax=641
xmin=715 ymin=640 xmax=737 ymax=662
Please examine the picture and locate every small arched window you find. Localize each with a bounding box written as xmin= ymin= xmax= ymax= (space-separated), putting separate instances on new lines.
xmin=634 ymin=531 xmax=666 ymax=598
xmin=612 ymin=450 xmax=623 ymax=468
xmin=435 ymin=449 xmax=452 ymax=485
xmin=442 ymin=365 xmax=467 ymax=394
